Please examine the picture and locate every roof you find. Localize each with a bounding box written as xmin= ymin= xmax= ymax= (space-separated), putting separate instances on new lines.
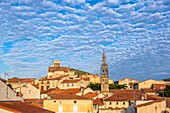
xmin=41 ymin=88 xmax=64 ymax=95
xmin=146 ymin=95 xmax=164 ymax=100
xmin=135 ymin=100 xmax=164 ymax=108
xmin=105 ymin=90 xmax=142 ymax=101
xmin=39 ymin=75 xmax=68 ymax=81
xmin=8 ymin=78 xmax=35 ymax=83
xmin=24 ymin=99 xmax=44 ymax=108
xmin=81 ymin=78 xmax=90 ymax=81
xmin=83 ymin=92 xmax=98 ymax=99
xmin=166 ymin=98 xmax=170 ymax=108
xmin=141 ymin=88 xmax=160 ymax=93
xmin=41 ymin=87 xmax=88 ymax=95
xmin=0 ymin=101 xmax=54 ymax=113
xmin=61 ymin=79 xmax=81 ymax=83
xmin=48 ymin=67 xmax=69 ymax=72
xmin=93 ymin=98 xmax=104 ymax=105
xmin=152 ymin=84 xmax=166 ymax=90
xmin=51 ymin=93 xmax=92 ymax=100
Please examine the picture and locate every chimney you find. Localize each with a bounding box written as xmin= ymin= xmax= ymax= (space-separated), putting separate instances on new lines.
xmin=80 ymin=86 xmax=84 ymax=96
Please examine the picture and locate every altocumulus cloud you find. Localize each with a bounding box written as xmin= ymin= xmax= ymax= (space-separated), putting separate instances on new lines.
xmin=0 ymin=0 xmax=170 ymax=80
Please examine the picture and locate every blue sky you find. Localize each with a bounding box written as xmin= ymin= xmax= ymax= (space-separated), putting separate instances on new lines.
xmin=0 ymin=0 xmax=170 ymax=81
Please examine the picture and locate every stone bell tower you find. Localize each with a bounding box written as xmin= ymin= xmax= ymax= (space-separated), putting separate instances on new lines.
xmin=100 ymin=50 xmax=109 ymax=92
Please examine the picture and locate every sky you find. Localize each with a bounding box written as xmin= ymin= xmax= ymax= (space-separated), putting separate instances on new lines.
xmin=0 ymin=0 xmax=170 ymax=81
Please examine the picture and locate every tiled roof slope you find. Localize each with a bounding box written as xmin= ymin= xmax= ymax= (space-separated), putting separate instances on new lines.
xmin=51 ymin=93 xmax=92 ymax=100
xmin=48 ymin=67 xmax=69 ymax=72
xmin=0 ymin=101 xmax=54 ymax=113
xmin=24 ymin=99 xmax=44 ymax=108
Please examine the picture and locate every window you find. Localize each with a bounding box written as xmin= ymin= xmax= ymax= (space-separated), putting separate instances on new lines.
xmin=116 ymin=102 xmax=118 ymax=105
xmin=123 ymin=102 xmax=125 ymax=105
xmin=67 ymin=83 xmax=69 ymax=87
xmin=39 ymin=102 xmax=43 ymax=104
xmin=74 ymin=101 xmax=77 ymax=104
xmin=47 ymin=86 xmax=50 ymax=90
xmin=29 ymin=90 xmax=31 ymax=94
xmin=54 ymin=101 xmax=56 ymax=103
xmin=109 ymin=102 xmax=112 ymax=105
xmin=41 ymin=86 xmax=44 ymax=91
xmin=72 ymin=83 xmax=74 ymax=87
xmin=47 ymin=81 xmax=50 ymax=84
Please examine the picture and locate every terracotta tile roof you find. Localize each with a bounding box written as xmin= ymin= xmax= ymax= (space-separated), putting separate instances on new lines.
xmin=152 ymin=84 xmax=166 ymax=90
xmin=41 ymin=88 xmax=64 ymax=95
xmin=63 ymin=88 xmax=81 ymax=94
xmin=41 ymin=88 xmax=88 ymax=95
xmin=51 ymin=93 xmax=92 ymax=100
xmin=146 ymin=95 xmax=164 ymax=100
xmin=166 ymin=98 xmax=170 ymax=108
xmin=24 ymin=99 xmax=44 ymax=108
xmin=61 ymin=79 xmax=81 ymax=83
xmin=93 ymin=98 xmax=104 ymax=105
xmin=8 ymin=78 xmax=35 ymax=83
xmin=0 ymin=101 xmax=54 ymax=113
xmin=48 ymin=67 xmax=69 ymax=72
xmin=141 ymin=88 xmax=160 ymax=93
xmin=106 ymin=90 xmax=142 ymax=101
xmin=81 ymin=78 xmax=90 ymax=81
xmin=135 ymin=100 xmax=164 ymax=108
xmin=83 ymin=92 xmax=98 ymax=99
xmin=39 ymin=75 xmax=68 ymax=81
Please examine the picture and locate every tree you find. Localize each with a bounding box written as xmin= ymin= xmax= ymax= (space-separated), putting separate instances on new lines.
xmin=88 ymin=83 xmax=101 ymax=90
xmin=109 ymin=84 xmax=127 ymax=90
xmin=159 ymin=85 xmax=170 ymax=97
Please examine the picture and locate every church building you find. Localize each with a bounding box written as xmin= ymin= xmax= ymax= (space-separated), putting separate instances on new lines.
xmin=100 ymin=51 xmax=109 ymax=92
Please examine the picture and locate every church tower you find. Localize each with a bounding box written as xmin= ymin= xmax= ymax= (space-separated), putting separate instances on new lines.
xmin=100 ymin=50 xmax=109 ymax=92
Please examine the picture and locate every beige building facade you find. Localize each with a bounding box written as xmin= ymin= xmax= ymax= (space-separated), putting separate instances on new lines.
xmin=43 ymin=93 xmax=93 ymax=113
xmin=138 ymin=79 xmax=165 ymax=89
xmin=14 ymin=84 xmax=40 ymax=99
xmin=0 ymin=80 xmax=22 ymax=101
xmin=118 ymin=78 xmax=138 ymax=89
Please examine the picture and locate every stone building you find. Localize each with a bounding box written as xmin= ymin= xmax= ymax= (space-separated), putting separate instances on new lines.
xmin=100 ymin=51 xmax=109 ymax=92
xmin=0 ymin=80 xmax=22 ymax=101
xmin=43 ymin=93 xmax=93 ymax=113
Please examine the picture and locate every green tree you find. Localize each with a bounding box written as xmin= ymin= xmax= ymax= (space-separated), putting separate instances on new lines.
xmin=109 ymin=84 xmax=127 ymax=90
xmin=159 ymin=85 xmax=170 ymax=97
xmin=88 ymin=83 xmax=101 ymax=90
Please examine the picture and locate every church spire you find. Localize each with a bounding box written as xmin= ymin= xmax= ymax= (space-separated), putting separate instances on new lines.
xmin=100 ymin=50 xmax=109 ymax=92
xmin=102 ymin=49 xmax=106 ymax=64
xmin=100 ymin=49 xmax=108 ymax=75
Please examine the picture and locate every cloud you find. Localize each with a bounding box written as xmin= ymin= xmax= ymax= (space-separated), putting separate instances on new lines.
xmin=0 ymin=0 xmax=169 ymax=81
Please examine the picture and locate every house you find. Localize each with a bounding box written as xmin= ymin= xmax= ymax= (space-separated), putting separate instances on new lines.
xmin=134 ymin=100 xmax=166 ymax=113
xmin=118 ymin=78 xmax=138 ymax=89
xmin=43 ymin=93 xmax=93 ymax=113
xmin=0 ymin=80 xmax=22 ymax=101
xmin=7 ymin=77 xmax=36 ymax=89
xmin=14 ymin=84 xmax=40 ymax=99
xmin=93 ymin=98 xmax=104 ymax=112
xmin=24 ymin=99 xmax=44 ymax=108
xmin=166 ymin=98 xmax=170 ymax=113
xmin=39 ymin=75 xmax=68 ymax=91
xmin=98 ymin=90 xmax=144 ymax=113
xmin=83 ymin=92 xmax=104 ymax=100
xmin=137 ymin=79 xmax=165 ymax=90
xmin=60 ymin=79 xmax=89 ymax=89
xmin=40 ymin=87 xmax=94 ymax=99
xmin=0 ymin=101 xmax=54 ymax=113
xmin=47 ymin=60 xmax=74 ymax=78
xmin=88 ymin=74 xmax=101 ymax=83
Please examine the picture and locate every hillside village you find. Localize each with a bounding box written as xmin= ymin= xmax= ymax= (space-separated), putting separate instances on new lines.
xmin=0 ymin=52 xmax=170 ymax=113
